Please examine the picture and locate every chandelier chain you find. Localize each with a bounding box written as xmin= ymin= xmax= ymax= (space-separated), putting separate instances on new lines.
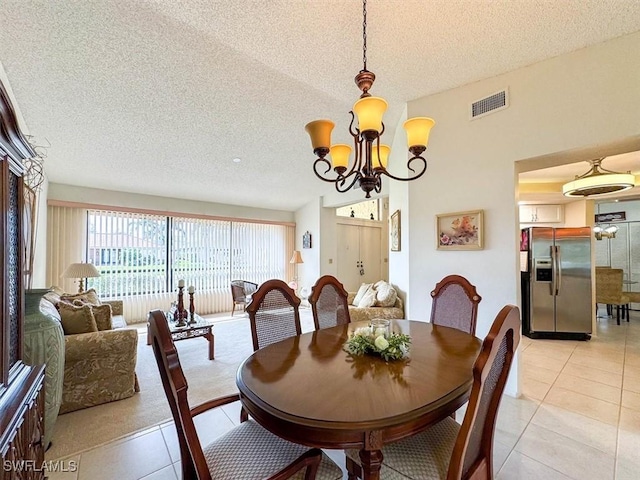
xmin=362 ymin=0 xmax=367 ymax=71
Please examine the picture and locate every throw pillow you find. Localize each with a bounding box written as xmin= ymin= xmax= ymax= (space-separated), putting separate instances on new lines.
xmin=374 ymin=280 xmax=387 ymax=289
xmin=352 ymin=283 xmax=374 ymax=306
xmin=72 ymin=300 xmax=113 ymax=331
xmin=61 ymin=288 xmax=101 ymax=306
xmin=376 ymin=281 xmax=398 ymax=307
xmin=43 ymin=290 xmax=62 ymax=306
xmin=357 ymin=288 xmax=377 ymax=308
xmin=58 ymin=302 xmax=99 ymax=335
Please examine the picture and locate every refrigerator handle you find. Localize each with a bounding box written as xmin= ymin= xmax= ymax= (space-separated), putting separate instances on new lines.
xmin=550 ymin=246 xmax=556 ymax=296
xmin=555 ymin=246 xmax=562 ymax=295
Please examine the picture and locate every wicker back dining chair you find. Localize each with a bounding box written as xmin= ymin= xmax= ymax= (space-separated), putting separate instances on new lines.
xmin=596 ymin=268 xmax=629 ymax=325
xmin=346 ymin=304 xmax=521 ymax=480
xmin=308 ymin=275 xmax=351 ymax=330
xmin=147 ymin=310 xmax=342 ymax=480
xmin=430 ymin=274 xmax=482 ymax=335
xmin=246 ymin=279 xmax=302 ymax=351
xmin=230 ymin=280 xmax=258 ymax=316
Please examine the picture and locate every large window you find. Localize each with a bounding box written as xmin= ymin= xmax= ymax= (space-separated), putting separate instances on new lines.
xmin=86 ymin=210 xmax=287 ymax=297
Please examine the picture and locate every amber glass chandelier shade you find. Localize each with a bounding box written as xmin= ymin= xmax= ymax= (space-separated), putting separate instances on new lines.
xmin=353 ymin=97 xmax=388 ymax=133
xmin=403 ymin=117 xmax=436 ymax=148
xmin=305 ymin=120 xmax=335 ymax=150
xmin=372 ymin=144 xmax=390 ymax=169
xmin=329 ymin=144 xmax=352 ymax=170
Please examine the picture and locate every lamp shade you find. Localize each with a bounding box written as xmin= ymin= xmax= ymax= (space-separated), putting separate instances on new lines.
xmin=353 ymin=96 xmax=387 ymax=133
xmin=372 ymin=144 xmax=390 ymax=169
xmin=61 ymin=262 xmax=100 ymax=279
xmin=305 ymin=120 xmax=335 ymax=151
xmin=289 ymin=251 xmax=304 ymax=264
xmin=403 ymin=117 xmax=435 ymax=148
xmin=329 ymin=144 xmax=352 ymax=170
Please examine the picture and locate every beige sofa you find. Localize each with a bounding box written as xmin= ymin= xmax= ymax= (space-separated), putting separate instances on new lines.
xmin=347 ymin=292 xmax=404 ymax=323
xmin=41 ymin=288 xmax=139 ymax=414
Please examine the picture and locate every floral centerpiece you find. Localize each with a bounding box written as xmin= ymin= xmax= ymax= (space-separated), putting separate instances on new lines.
xmin=344 ymin=322 xmax=411 ymax=361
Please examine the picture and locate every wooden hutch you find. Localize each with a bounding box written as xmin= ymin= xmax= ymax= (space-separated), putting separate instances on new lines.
xmin=0 ymin=81 xmax=46 ymax=478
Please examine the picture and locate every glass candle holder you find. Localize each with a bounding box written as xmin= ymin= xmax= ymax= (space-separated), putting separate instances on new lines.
xmin=370 ymin=319 xmax=390 ymax=339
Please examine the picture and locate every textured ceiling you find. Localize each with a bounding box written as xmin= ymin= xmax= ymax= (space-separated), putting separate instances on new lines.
xmin=1 ymin=1 xmax=640 ymax=211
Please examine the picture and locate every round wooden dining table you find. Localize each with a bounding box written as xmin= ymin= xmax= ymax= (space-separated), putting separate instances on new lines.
xmin=236 ymin=320 xmax=482 ymax=480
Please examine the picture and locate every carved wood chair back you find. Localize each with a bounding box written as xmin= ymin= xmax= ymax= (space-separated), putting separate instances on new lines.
xmin=448 ymin=304 xmax=521 ymax=479
xmin=149 ymin=309 xmax=342 ymax=480
xmin=308 ymin=275 xmax=351 ymax=330
xmin=345 ymin=305 xmax=521 ymax=480
xmin=430 ymin=274 xmax=482 ymax=335
xmin=246 ymin=279 xmax=302 ymax=351
xmin=148 ymin=309 xmax=212 ymax=479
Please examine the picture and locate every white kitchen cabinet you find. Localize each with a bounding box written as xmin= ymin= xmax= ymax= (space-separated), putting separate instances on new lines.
xmin=519 ymin=204 xmax=564 ymax=223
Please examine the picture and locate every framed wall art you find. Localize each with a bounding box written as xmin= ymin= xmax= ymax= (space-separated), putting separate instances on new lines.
xmin=436 ymin=209 xmax=484 ymax=250
xmin=302 ymin=231 xmax=312 ymax=249
xmin=390 ymin=210 xmax=401 ymax=251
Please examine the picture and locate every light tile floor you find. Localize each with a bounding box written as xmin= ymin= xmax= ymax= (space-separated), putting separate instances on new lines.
xmin=45 ymin=308 xmax=640 ymax=480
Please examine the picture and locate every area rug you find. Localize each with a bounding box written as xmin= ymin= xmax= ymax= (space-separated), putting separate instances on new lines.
xmin=47 ymin=311 xmax=315 ymax=460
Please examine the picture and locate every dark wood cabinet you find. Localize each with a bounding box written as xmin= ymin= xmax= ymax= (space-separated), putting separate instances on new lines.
xmin=0 ymin=80 xmax=46 ymax=479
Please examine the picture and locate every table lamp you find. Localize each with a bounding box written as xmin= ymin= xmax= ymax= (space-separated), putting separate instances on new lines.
xmin=61 ymin=262 xmax=100 ymax=293
xmin=289 ymin=250 xmax=303 ymax=292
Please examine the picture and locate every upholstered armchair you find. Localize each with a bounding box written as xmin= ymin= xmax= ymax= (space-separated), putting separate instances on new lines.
xmin=230 ymin=280 xmax=258 ymax=316
xmin=37 ymin=288 xmax=139 ymax=414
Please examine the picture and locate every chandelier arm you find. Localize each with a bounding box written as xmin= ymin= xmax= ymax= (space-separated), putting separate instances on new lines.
xmin=334 ymin=172 xmax=361 ymax=193
xmin=313 ymin=158 xmax=342 ymax=183
xmin=380 ymin=155 xmax=428 ymax=182
xmin=374 ymin=175 xmax=382 ymax=194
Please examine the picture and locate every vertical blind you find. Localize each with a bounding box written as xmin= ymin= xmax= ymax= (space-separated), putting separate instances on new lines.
xmin=47 ymin=205 xmax=295 ymax=322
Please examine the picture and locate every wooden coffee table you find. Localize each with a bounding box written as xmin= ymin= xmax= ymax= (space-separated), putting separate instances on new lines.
xmin=147 ymin=313 xmax=215 ymax=360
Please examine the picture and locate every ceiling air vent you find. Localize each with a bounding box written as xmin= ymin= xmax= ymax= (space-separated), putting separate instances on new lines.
xmin=470 ymin=89 xmax=509 ymax=120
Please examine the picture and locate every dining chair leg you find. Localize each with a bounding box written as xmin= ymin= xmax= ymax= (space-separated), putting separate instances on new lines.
xmin=616 ymin=306 xmax=621 ymax=325
xmin=231 ymin=303 xmax=236 ymax=316
xmin=346 ymin=457 xmax=361 ymax=480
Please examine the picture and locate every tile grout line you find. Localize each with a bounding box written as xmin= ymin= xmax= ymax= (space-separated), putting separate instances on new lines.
xmin=497 ymin=338 xmax=598 ymax=478
xmin=613 ymin=318 xmax=631 ymax=480
xmin=496 ymin=339 xmax=577 ymax=477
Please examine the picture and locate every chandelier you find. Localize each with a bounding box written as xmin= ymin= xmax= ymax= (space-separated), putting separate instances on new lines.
xmin=562 ymin=158 xmax=635 ymax=197
xmin=593 ymin=224 xmax=618 ymax=241
xmin=304 ymin=0 xmax=435 ymax=198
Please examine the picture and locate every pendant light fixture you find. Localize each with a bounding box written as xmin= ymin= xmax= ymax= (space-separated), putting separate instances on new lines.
xmin=593 ymin=224 xmax=618 ymax=241
xmin=304 ymin=0 xmax=435 ymax=198
xmin=562 ymin=158 xmax=635 ymax=197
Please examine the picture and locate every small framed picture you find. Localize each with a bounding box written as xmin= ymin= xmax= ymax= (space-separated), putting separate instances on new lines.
xmin=436 ymin=210 xmax=484 ymax=250
xmin=390 ymin=210 xmax=401 ymax=252
xmin=302 ymin=231 xmax=312 ymax=249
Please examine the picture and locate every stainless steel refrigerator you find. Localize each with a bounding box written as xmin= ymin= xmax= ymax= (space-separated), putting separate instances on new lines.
xmin=521 ymin=227 xmax=592 ymax=340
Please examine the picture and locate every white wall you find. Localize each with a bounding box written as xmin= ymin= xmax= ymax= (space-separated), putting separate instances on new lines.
xmin=48 ymin=183 xmax=295 ymax=223
xmin=294 ymin=198 xmax=322 ymax=296
xmin=388 ymin=105 xmax=411 ymax=304
xmin=31 ymin=177 xmax=49 ymax=288
xmin=396 ymin=31 xmax=640 ymax=396
xmin=320 ymin=204 xmax=338 ymax=278
xmin=564 ymin=200 xmax=592 ymax=227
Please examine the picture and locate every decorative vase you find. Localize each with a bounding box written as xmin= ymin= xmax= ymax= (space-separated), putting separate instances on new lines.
xmin=23 ymin=289 xmax=65 ymax=450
